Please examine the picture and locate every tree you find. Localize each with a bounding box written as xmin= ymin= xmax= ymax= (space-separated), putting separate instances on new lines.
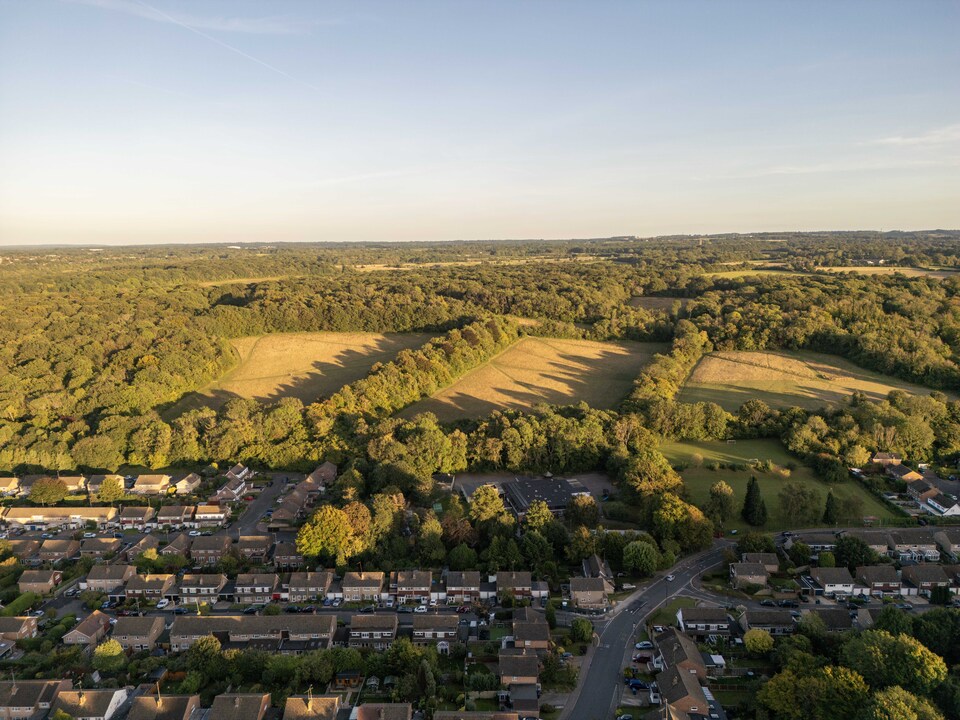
xmin=778 ymin=481 xmax=821 ymax=526
xmin=469 ymin=485 xmax=507 ymax=524
xmin=566 ymin=495 xmax=599 ymax=528
xmin=741 ymin=476 xmax=767 ymax=526
xmin=567 ymin=525 xmax=596 ymax=562
xmin=705 ymin=480 xmax=735 ymax=525
xmin=822 ymin=491 xmax=839 ymax=525
xmin=841 ymin=630 xmax=948 ymax=695
xmin=744 ymin=628 xmax=774 ymax=655
xmin=92 ymin=638 xmax=125 ymax=673
xmin=757 ymin=665 xmax=869 ymax=720
xmin=524 ymin=500 xmax=553 ymax=532
xmin=186 ymin=634 xmax=225 ymax=679
xmin=929 ymin=585 xmax=952 ymax=605
xmin=834 ymin=535 xmax=876 ymax=572
xmin=863 ymin=686 xmax=944 ymax=720
xmin=818 ymin=551 xmax=836 ymax=568
xmin=873 ymin=606 xmax=913 ymax=637
xmin=296 ymin=505 xmax=361 ymax=566
xmin=570 ymin=618 xmax=593 ymax=643
xmin=96 ymin=475 xmax=125 ymax=504
xmin=29 ymin=477 xmax=67 ymax=506
xmin=736 ymin=531 xmax=776 ymax=556
xmin=622 ymin=540 xmax=660 ymax=576
xmin=788 ymin=541 xmax=812 ymax=566
xmin=447 ymin=542 xmax=477 ymax=570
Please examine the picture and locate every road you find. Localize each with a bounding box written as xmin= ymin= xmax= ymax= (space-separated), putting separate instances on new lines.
xmin=560 ymin=542 xmax=731 ymax=720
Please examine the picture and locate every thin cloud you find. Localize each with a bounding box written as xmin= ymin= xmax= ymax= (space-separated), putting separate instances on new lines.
xmin=872 ymin=123 xmax=960 ymax=147
xmin=66 ymin=0 xmax=312 ymax=34
xmin=717 ymin=157 xmax=960 ymax=180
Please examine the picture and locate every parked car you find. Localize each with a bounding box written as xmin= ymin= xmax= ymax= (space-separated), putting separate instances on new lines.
xmin=83 ymin=532 xmax=96 ymax=539
xmin=303 ymin=605 xmax=316 ymax=614
xmin=635 ymin=641 xmax=653 ymax=650
xmin=331 ymin=599 xmax=342 ymax=608
xmin=429 ymin=598 xmax=438 ymax=607
xmin=760 ymin=599 xmax=777 ymax=607
xmin=188 ymin=530 xmax=201 ymax=537
xmin=322 ymin=598 xmax=333 ymax=607
xmin=414 ymin=605 xmax=428 ymax=614
xmin=360 ymin=605 xmax=376 ymax=614
xmin=665 ymin=574 xmax=675 ymax=582
xmin=456 ymin=605 xmax=471 ymax=613
xmin=398 ymin=605 xmax=413 ymax=614
xmin=156 ymin=599 xmax=170 ymax=610
xmin=286 ymin=605 xmax=301 ymax=614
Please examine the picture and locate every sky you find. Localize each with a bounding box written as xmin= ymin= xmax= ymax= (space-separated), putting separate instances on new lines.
xmin=0 ymin=0 xmax=958 ymax=245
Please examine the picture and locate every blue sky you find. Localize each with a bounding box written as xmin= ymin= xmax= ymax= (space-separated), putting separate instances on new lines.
xmin=0 ymin=0 xmax=957 ymax=245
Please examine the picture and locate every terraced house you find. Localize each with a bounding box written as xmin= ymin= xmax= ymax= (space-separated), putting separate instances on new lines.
xmin=287 ymin=572 xmax=332 ymax=602
xmin=393 ymin=570 xmax=432 ymax=604
xmin=84 ymin=565 xmax=137 ymax=596
xmin=118 ymin=506 xmax=156 ymax=531
xmin=237 ymin=535 xmax=272 ymax=562
xmin=190 ymin=534 xmax=232 ymax=565
xmin=349 ymin=614 xmax=398 ymax=650
xmin=445 ymin=571 xmax=481 ymax=604
xmin=0 ymin=679 xmax=71 ymax=720
xmin=179 ymin=573 xmax=228 ymax=602
xmin=156 ymin=505 xmax=194 ymax=529
xmin=411 ymin=614 xmax=459 ymax=651
xmin=125 ymin=574 xmax=175 ymax=601
xmin=235 ymin=573 xmax=279 ymax=604
xmin=2 ymin=506 xmax=116 ymax=531
xmin=169 ymin=615 xmax=337 ymax=652
xmin=340 ymin=571 xmax=384 ymax=602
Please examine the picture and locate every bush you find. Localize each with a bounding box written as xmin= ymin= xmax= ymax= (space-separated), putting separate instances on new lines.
xmin=1 ymin=592 xmax=38 ymax=616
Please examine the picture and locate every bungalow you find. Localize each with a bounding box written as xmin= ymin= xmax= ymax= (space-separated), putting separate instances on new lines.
xmin=349 ymin=615 xmax=398 ymax=650
xmin=209 ymin=693 xmax=269 ymax=720
xmin=498 ymin=653 xmax=539 ymax=686
xmin=39 ymin=539 xmax=80 ymax=563
xmin=190 ymin=533 xmax=232 ymax=565
xmin=127 ymin=694 xmax=201 ymax=720
xmin=871 ymin=452 xmax=902 ymax=466
xmin=282 ymin=695 xmax=340 ymax=720
xmin=125 ymin=574 xmax=175 ymax=601
xmin=180 ymin=573 xmax=229 ymax=602
xmin=394 ymin=570 xmax=432 ymax=604
xmin=0 ymin=477 xmax=20 ymax=496
xmin=237 ymin=535 xmax=273 ymax=562
xmin=341 ymin=572 xmax=385 ymax=602
xmin=85 ymin=565 xmax=137 ymax=595
xmin=841 ymin=530 xmax=890 ymax=557
xmin=119 ymin=506 xmax=156 ymax=531
xmin=729 ymin=562 xmax=768 ymax=590
xmin=654 ymin=628 xmax=706 ymax=679
xmin=57 ymin=476 xmax=88 ymax=493
xmin=513 ymin=621 xmax=550 ymax=652
xmin=676 ymin=607 xmax=731 ymax=639
xmin=355 ymin=705 xmax=412 ymax=720
xmin=741 ymin=553 xmax=779 ymax=573
xmin=306 ymin=462 xmax=337 ymax=488
xmin=925 ymin=492 xmax=960 ymax=517
xmin=287 ymin=572 xmax=333 ymax=603
xmin=124 ymin=534 xmax=160 ymax=562
xmin=174 ymin=473 xmax=202 ymax=495
xmin=52 ymin=688 xmax=129 ymax=720
xmin=156 ymin=505 xmax=195 ymax=530
xmin=887 ymin=465 xmax=923 ymax=483
xmin=80 ymin=537 xmax=122 ymax=559
xmin=0 ymin=679 xmax=71 ymax=719
xmin=412 ymin=615 xmax=459 ymax=651
xmin=0 ymin=616 xmax=39 ymax=641
xmin=112 ymin=615 xmax=164 ymax=651
xmin=784 ymin=532 xmax=837 ymax=554
xmin=810 ymin=567 xmax=856 ymax=597
xmin=738 ymin=609 xmax=795 ymax=636
xmin=86 ymin=474 xmax=122 ymax=496
xmin=235 ymin=573 xmax=279 ymax=604
xmin=446 ymin=571 xmax=481 ymax=604
xmin=192 ymin=505 xmax=228 ymax=528
xmin=887 ymin=530 xmax=941 ymax=562
xmin=901 ymin=565 xmax=951 ymax=597
xmin=273 ymin=542 xmax=304 ymax=568
xmin=63 ymin=611 xmax=111 ymax=646
xmin=569 ymin=577 xmax=608 ymax=608
xmin=856 ymin=565 xmax=902 ymax=596
xmin=657 ymin=665 xmax=709 ymax=716
xmin=132 ymin=474 xmax=172 ymax=495
xmin=19 ymin=569 xmax=61 ymax=595
xmin=159 ymin=533 xmax=192 ymax=558
xmin=496 ymin=571 xmax=533 ymax=600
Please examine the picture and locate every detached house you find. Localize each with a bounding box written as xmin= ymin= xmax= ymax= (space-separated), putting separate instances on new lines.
xmin=39 ymin=539 xmax=79 ymax=563
xmin=513 ymin=621 xmax=550 ymax=652
xmin=569 ymin=577 xmax=608 ymax=608
xmin=741 ymin=553 xmax=779 ymax=573
xmin=192 ymin=505 xmax=228 ymax=528
xmin=341 ymin=572 xmax=384 ymax=602
xmin=657 ymin=665 xmax=708 ymax=717
xmin=0 ymin=616 xmax=39 ymax=641
xmin=124 ymin=534 xmax=159 ymax=562
xmin=349 ymin=615 xmax=398 ymax=650
xmin=112 ymin=615 xmax=164 ymax=652
xmin=654 ymin=628 xmax=706 ymax=679
xmin=887 ymin=464 xmax=923 ymax=483
xmin=80 ymin=537 xmax=122 ymax=559
xmin=810 ymin=567 xmax=855 ymax=597
xmin=871 ymin=452 xmax=902 ymax=466
xmin=63 ymin=611 xmax=111 ymax=646
xmin=282 ymin=695 xmax=340 ymax=720
xmin=235 ymin=574 xmax=279 ymax=604
xmin=498 ymin=653 xmax=539 ymax=686
xmin=119 ymin=506 xmax=156 ymax=531
xmin=729 ymin=562 xmax=768 ymax=589
xmin=738 ymin=609 xmax=796 ymax=636
xmin=174 ymin=473 xmax=202 ymax=495
xmin=445 ymin=571 xmax=481 ymax=604
xmin=226 ymin=464 xmax=253 ymax=483
xmin=394 ymin=570 xmax=432 ymax=605
xmin=213 ymin=478 xmax=246 ymax=504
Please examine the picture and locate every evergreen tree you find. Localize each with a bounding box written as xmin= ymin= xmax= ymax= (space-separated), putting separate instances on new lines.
xmin=741 ymin=476 xmax=767 ymax=526
xmin=823 ymin=491 xmax=839 ymax=525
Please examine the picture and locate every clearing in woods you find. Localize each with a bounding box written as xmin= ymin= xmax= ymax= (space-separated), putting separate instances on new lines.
xmin=678 ymin=350 xmax=946 ymax=412
xmin=401 ymin=337 xmax=667 ymax=421
xmin=816 ymin=266 xmax=960 ymax=279
xmin=166 ymin=331 xmax=431 ymax=416
xmin=628 ymin=296 xmax=689 ymax=311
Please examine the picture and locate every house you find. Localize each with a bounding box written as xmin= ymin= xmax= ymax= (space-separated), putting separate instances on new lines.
xmin=7 ymin=539 xmax=41 ymax=564
xmin=125 ymin=574 xmax=175 ymax=601
xmin=394 ymin=570 xmax=432 ymax=604
xmin=0 ymin=477 xmax=20 ymax=496
xmin=887 ymin=465 xmax=923 ymax=483
xmin=935 ymin=528 xmax=960 ymax=562
xmin=446 ymin=571 xmax=481 ymax=604
xmin=85 ymin=565 xmax=137 ymax=595
xmin=127 ymin=693 xmax=201 ymax=720
xmin=124 ymin=534 xmax=160 ymax=562
xmin=156 ymin=505 xmax=195 ymax=530
xmin=741 ymin=553 xmax=779 ymax=573
xmin=38 ymin=539 xmax=80 ymax=563
xmin=273 ymin=542 xmax=304 ymax=568
xmin=119 ymin=506 xmax=157 ymax=531
xmin=784 ymin=532 xmax=837 ymax=554
xmin=213 ymin=477 xmax=246 ymax=504
xmin=925 ymin=492 xmax=960 ymax=517
xmin=52 ymin=688 xmax=129 ymax=720
xmin=0 ymin=679 xmax=71 ymax=719
xmin=907 ymin=479 xmax=939 ymax=504
xmin=676 ymin=607 xmax=731 ymax=638
xmin=738 ymin=609 xmax=796 ymax=636
xmin=496 ymin=571 xmax=532 ymax=600
xmin=192 ymin=505 xmax=228 ymax=528
xmin=513 ymin=621 xmax=550 ymax=652
xmin=85 ymin=474 xmax=122 ymax=496
xmin=209 ymin=693 xmax=270 ymax=720
xmin=56 ymin=476 xmax=87 ymax=493
xmin=806 ymin=608 xmax=854 ymax=632
xmin=433 ymin=714 xmax=520 ymax=720
xmin=132 ymin=474 xmax=172 ymax=495
xmin=856 ymin=565 xmax=902 ymax=596
xmin=287 ymin=572 xmax=332 ymax=603
xmin=169 ymin=615 xmax=336 ymax=652
xmin=412 ymin=615 xmax=459 ymax=651
xmin=871 ymin=452 xmax=901 ymax=466
xmin=657 ymin=665 xmax=708 ymax=716
xmin=901 ymin=565 xmax=951 ymax=597
xmin=0 ymin=616 xmax=39 ymax=641
xmin=810 ymin=567 xmax=855 ymax=596
xmin=2 ymin=507 xmax=116 ymax=531
xmin=349 ymin=615 xmax=398 ymax=650
xmin=282 ymin=694 xmax=340 ymax=720
xmin=112 ymin=615 xmax=165 ymax=651
xmin=18 ymin=569 xmax=61 ymax=594
xmin=498 ymin=653 xmax=539 ymax=686
xmin=506 ymin=684 xmax=538 ymax=717
xmin=80 ymin=537 xmax=122 ymax=559
xmin=159 ymin=533 xmax=192 ymax=558
xmin=341 ymin=572 xmax=384 ymax=602
xmin=355 ymin=704 xmax=412 ymax=720
xmin=237 ymin=535 xmax=273 ymax=562
xmin=654 ymin=628 xmax=706 ymax=679
xmin=841 ymin=529 xmax=891 ymax=556
xmin=235 ymin=574 xmax=279 ymax=604
xmin=569 ymin=577 xmax=608 ymax=608
xmin=729 ymin=562 xmax=768 ymax=589
xmin=226 ymin=464 xmax=253 ymax=483
xmin=306 ymin=462 xmax=337 ymax=488
xmin=190 ymin=533 xmax=232 ymax=565
xmin=174 ymin=473 xmax=202 ymax=495
xmin=63 ymin=611 xmax=111 ymax=646
xmin=179 ymin=573 xmax=228 ymax=602
xmin=887 ymin=530 xmax=941 ymax=562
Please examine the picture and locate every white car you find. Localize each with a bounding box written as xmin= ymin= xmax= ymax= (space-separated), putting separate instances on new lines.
xmin=156 ymin=599 xmax=170 ymax=610
xmin=83 ymin=532 xmax=96 ymax=539
xmin=188 ymin=530 xmax=201 ymax=537
xmin=414 ymin=605 xmax=428 ymax=614
xmin=429 ymin=598 xmax=438 ymax=607
xmin=635 ymin=641 xmax=653 ymax=650
xmin=665 ymin=574 xmax=675 ymax=582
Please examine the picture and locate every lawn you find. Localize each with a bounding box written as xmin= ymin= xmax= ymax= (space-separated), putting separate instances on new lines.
xmin=400 ymin=337 xmax=667 ymax=421
xmin=166 ymin=331 xmax=431 ymax=416
xmin=647 ymin=596 xmax=698 ymax=628
xmin=660 ymin=439 xmax=897 ymax=531
xmin=678 ymin=349 xmax=947 ymax=412
xmin=816 ymin=266 xmax=960 ymax=279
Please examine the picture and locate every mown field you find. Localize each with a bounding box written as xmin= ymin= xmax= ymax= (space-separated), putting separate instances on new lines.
xmin=678 ymin=350 xmax=945 ymax=412
xmin=660 ymin=439 xmax=896 ymax=531
xmin=401 ymin=337 xmax=667 ymax=421
xmin=167 ymin=331 xmax=431 ymax=415
xmin=816 ymin=266 xmax=960 ymax=279
xmin=628 ymin=296 xmax=689 ymax=311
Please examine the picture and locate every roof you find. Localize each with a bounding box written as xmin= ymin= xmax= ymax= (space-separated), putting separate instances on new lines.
xmin=288 ymin=572 xmax=332 ymax=588
xmin=355 ymin=704 xmax=413 ymax=720
xmin=88 ymin=565 xmax=136 ymax=581
xmin=412 ymin=615 xmax=459 ymax=631
xmin=81 ymin=538 xmax=121 ymax=552
xmin=236 ymin=573 xmax=279 ymax=587
xmin=679 ymin=607 xmax=729 ymax=623
xmin=19 ymin=569 xmax=58 ymax=584
xmin=0 ymin=616 xmax=35 ymax=632
xmin=127 ymin=694 xmax=200 ymax=720
xmin=730 ymin=562 xmax=768 ymax=577
xmin=157 ymin=505 xmax=194 ymax=519
xmin=446 ymin=570 xmax=481 ymax=587
xmin=190 ymin=533 xmax=231 ymax=551
xmin=888 ymin=529 xmax=939 ymax=546
xmin=282 ymin=695 xmax=340 ymax=720
xmin=810 ymin=567 xmax=855 ymax=585
xmin=742 ymin=609 xmax=795 ymax=627
xmin=342 ymin=571 xmax=384 ymax=588
xmin=657 ymin=665 xmax=707 ymax=707
xmin=274 ymin=542 xmax=303 ymax=557
xmin=113 ymin=615 xmax=164 ymax=638
xmin=209 ymin=693 xmax=269 ymax=720
xmin=569 ymin=577 xmax=606 ymax=593
xmin=396 ymin=569 xmax=431 ymax=587
xmin=873 ymin=452 xmax=901 ymax=461
xmin=306 ymin=462 xmax=338 ymax=485
xmin=350 ymin=615 xmax=398 ymax=631
xmin=498 ymin=653 xmax=539 ymax=678
xmin=741 ymin=552 xmax=779 ymax=565
xmin=120 ymin=506 xmax=156 ymax=519
xmin=501 ymin=476 xmax=581 ymax=512
xmin=902 ymin=564 xmax=950 ymax=584
xmin=238 ymin=535 xmax=272 ymax=549
xmin=655 ymin=628 xmax=704 ymax=670
xmin=513 ymin=621 xmax=550 ymax=643
xmin=180 ymin=573 xmax=228 ymax=589
xmin=40 ymin=539 xmax=78 ymax=554
xmin=888 ymin=465 xmax=922 ymax=480
xmin=3 ymin=507 xmax=115 ymax=520
xmin=808 ymin=608 xmax=853 ymax=630
xmin=433 ymin=713 xmax=520 ymax=720
xmin=69 ymin=611 xmax=111 ymax=639
xmin=496 ymin=571 xmax=532 ymax=589
xmin=195 ymin=504 xmax=226 ymax=515
xmin=170 ymin=614 xmax=337 ymax=638
xmin=54 ymin=689 xmax=126 ymax=718
xmin=127 ymin=574 xmax=174 ymax=591
xmin=0 ymin=680 xmax=66 ymax=712
xmin=856 ymin=565 xmax=900 ymax=584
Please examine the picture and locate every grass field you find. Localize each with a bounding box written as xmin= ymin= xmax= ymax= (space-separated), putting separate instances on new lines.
xmin=817 ymin=266 xmax=960 ymax=279
xmin=660 ymin=439 xmax=896 ymax=531
xmin=628 ymin=296 xmax=689 ymax=311
xmin=678 ymin=350 xmax=946 ymax=412
xmin=167 ymin=331 xmax=431 ymax=415
xmin=400 ymin=337 xmax=667 ymax=421
xmin=703 ymin=268 xmax=808 ymax=279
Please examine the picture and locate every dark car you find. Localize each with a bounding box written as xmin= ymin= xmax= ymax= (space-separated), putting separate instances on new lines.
xmin=285 ymin=605 xmax=301 ymax=613
xmin=303 ymin=605 xmax=316 ymax=614
xmin=760 ymin=599 xmax=776 ymax=607
xmin=397 ymin=606 xmax=413 ymax=614
xmin=778 ymin=600 xmax=798 ymax=608
xmin=360 ymin=605 xmax=376 ymax=613
xmin=243 ymin=606 xmax=260 ymax=615
xmin=173 ymin=607 xmax=188 ymax=615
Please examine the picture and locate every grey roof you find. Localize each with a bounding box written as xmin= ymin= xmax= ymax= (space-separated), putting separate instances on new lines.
xmin=513 ymin=621 xmax=550 ymax=643
xmin=342 ymin=571 xmax=384 ymax=589
xmin=499 ymin=653 xmax=539 ymax=678
xmin=811 ymin=567 xmax=855 ymax=585
xmin=127 ymin=694 xmax=199 ymax=720
xmin=446 ymin=571 xmax=481 ymax=588
xmin=180 ymin=573 xmax=228 ymax=589
xmin=679 ymin=607 xmax=729 ymax=623
xmin=742 ymin=609 xmax=795 ymax=627
xmin=412 ymin=614 xmax=459 ymax=631
xmin=350 ymin=614 xmax=398 ymax=632
xmin=112 ymin=615 xmax=164 ymax=638
xmin=496 ymin=571 xmax=532 ymax=589
xmin=88 ymin=565 xmax=135 ymax=582
xmin=209 ymin=693 xmax=269 ymax=720
xmin=654 ymin=628 xmax=704 ymax=670
xmin=902 ymin=564 xmax=950 ymax=584
xmin=569 ymin=577 xmax=606 ymax=593
xmin=0 ymin=680 xmax=65 ymax=711
xmin=657 ymin=665 xmax=707 ymax=706
xmin=502 ymin=476 xmax=580 ymax=512
xmin=856 ymin=565 xmax=899 ymax=584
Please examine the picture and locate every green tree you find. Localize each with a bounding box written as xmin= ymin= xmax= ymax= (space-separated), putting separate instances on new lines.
xmin=929 ymin=585 xmax=951 ymax=605
xmin=818 ymin=551 xmax=836 ymax=568
xmin=841 ymin=630 xmax=948 ymax=695
xmin=524 ymin=500 xmax=553 ymax=532
xmin=744 ymin=628 xmax=774 ymax=655
xmin=834 ymin=535 xmax=876 ymax=572
xmin=741 ymin=476 xmax=767 ymax=526
xmin=95 ymin=475 xmax=125 ymax=504
xmin=778 ymin=481 xmax=821 ymax=526
xmin=622 ymin=540 xmax=660 ymax=576
xmin=705 ymin=480 xmax=735 ymax=525
xmin=447 ymin=542 xmax=478 ymax=571
xmin=92 ymin=638 xmax=125 ymax=673
xmin=822 ymin=491 xmax=839 ymax=525
xmin=757 ymin=665 xmax=869 ymax=720
xmin=296 ymin=505 xmax=361 ymax=566
xmin=186 ymin=634 xmax=225 ymax=679
xmin=566 ymin=495 xmax=600 ymax=528
xmin=469 ymin=484 xmax=507 ymax=524
xmin=788 ymin=541 xmax=812 ymax=566
xmin=29 ymin=477 xmax=68 ymax=506
xmin=863 ymin=686 xmax=944 ymax=720
xmin=570 ymin=618 xmax=593 ymax=643
xmin=873 ymin=606 xmax=913 ymax=636
xmin=566 ymin=525 xmax=596 ymax=562
xmin=736 ymin=531 xmax=776 ymax=555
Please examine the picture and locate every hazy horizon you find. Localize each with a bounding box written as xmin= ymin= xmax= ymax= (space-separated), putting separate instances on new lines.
xmin=1 ymin=0 xmax=958 ymax=246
